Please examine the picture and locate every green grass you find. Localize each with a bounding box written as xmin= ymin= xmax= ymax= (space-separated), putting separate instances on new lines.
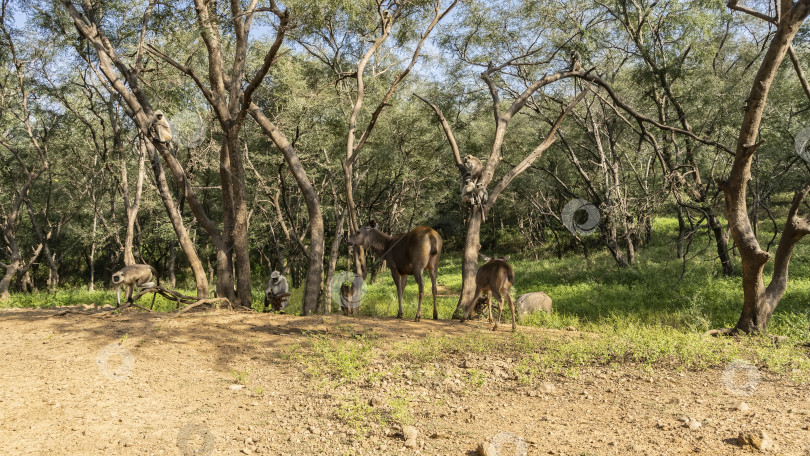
xmin=3 ymin=216 xmax=810 ymax=381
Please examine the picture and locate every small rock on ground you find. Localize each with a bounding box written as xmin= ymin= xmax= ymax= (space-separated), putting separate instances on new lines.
xmin=738 ymin=429 xmax=774 ymax=451
xmin=403 ymin=425 xmax=418 ymax=441
xmin=477 ymin=441 xmax=497 ymax=456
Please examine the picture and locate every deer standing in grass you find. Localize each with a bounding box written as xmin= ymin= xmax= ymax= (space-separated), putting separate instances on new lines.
xmin=347 ymin=220 xmax=442 ymax=321
xmin=461 ymin=255 xmax=516 ymax=331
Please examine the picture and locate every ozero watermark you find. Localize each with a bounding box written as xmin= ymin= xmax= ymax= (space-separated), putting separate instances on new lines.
xmin=96 ymin=342 xmax=135 ymax=381
xmin=721 ymin=359 xmax=760 ymax=396
xmin=491 ymin=431 xmax=528 ymax=456
xmin=329 ymin=270 xmax=367 ymax=312
xmin=561 ymin=198 xmax=600 ymax=236
xmin=172 ymin=109 xmax=207 ymax=148
xmin=176 ymin=423 xmax=215 ymax=456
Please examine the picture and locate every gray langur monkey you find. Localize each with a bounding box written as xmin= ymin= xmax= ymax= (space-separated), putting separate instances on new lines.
xmin=461 ymin=177 xmax=477 ymax=206
xmin=475 ymin=182 xmax=488 ymax=222
xmin=149 ymin=110 xmax=173 ymax=144
xmin=111 ymin=264 xmax=159 ymax=308
xmin=569 ymin=50 xmax=582 ymax=72
xmin=463 ymin=155 xmax=483 ymax=183
xmin=264 ymin=271 xmax=290 ymax=312
xmin=475 ymin=182 xmax=488 ymax=207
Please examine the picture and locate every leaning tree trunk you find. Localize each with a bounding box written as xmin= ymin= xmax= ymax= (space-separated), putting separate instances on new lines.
xmin=147 ymin=142 xmax=210 ymax=298
xmin=250 ymin=105 xmax=325 ymax=315
xmin=708 ymin=211 xmax=734 ymax=276
xmin=719 ymin=1 xmax=810 ymax=333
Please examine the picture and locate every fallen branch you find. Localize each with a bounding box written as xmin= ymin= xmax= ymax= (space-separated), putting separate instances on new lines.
xmin=123 ymin=285 xmax=232 ymax=314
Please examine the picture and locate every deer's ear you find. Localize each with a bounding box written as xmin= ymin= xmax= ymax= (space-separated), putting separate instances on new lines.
xmin=368 ymin=220 xmax=377 ymax=228
xmin=501 ymin=256 xmax=510 ymax=262
xmin=479 ymin=253 xmax=491 ymax=261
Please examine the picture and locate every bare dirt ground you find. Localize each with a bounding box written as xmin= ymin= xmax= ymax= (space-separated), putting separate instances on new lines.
xmin=1 ymin=307 xmax=809 ymax=456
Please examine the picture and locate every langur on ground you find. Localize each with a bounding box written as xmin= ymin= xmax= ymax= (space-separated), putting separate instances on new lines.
xmin=264 ymin=271 xmax=290 ymax=312
xmin=111 ymin=264 xmax=159 ymax=308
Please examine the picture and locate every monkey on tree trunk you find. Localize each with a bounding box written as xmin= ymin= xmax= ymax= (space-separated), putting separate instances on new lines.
xmin=111 ymin=264 xmax=159 ymax=309
xmin=461 ymin=177 xmax=478 ymax=206
xmin=463 ymin=155 xmax=482 ymax=183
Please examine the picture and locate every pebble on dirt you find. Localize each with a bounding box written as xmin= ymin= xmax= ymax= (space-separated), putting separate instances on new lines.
xmin=737 ymin=429 xmax=774 ymax=451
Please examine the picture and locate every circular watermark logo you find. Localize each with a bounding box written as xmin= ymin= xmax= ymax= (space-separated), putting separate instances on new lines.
xmin=329 ymin=270 xmax=367 ymax=313
xmin=96 ymin=342 xmax=135 ymax=381
xmin=561 ymin=198 xmax=600 ymax=236
xmin=795 ymin=126 xmax=810 ymax=163
xmin=176 ymin=423 xmax=215 ymax=456
xmin=722 ymin=359 xmax=760 ymax=396
xmin=491 ymin=431 xmax=528 ymax=456
xmin=172 ymin=109 xmax=207 ymax=148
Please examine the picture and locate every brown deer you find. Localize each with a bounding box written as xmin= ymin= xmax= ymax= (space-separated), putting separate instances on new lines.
xmin=461 ymin=255 xmax=516 ymax=331
xmin=347 ymin=220 xmax=442 ymax=321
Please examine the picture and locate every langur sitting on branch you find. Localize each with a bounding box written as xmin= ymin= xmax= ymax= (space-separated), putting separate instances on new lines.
xmin=463 ymin=155 xmax=482 ymax=183
xmin=461 ymin=177 xmax=477 ymax=207
xmin=149 ymin=110 xmax=173 ymax=144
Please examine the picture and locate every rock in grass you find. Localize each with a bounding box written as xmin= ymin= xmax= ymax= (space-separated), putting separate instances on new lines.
xmin=514 ymin=292 xmax=552 ymax=317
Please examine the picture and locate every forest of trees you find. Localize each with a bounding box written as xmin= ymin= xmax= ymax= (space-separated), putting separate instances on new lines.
xmin=3 ymin=0 xmax=810 ymax=333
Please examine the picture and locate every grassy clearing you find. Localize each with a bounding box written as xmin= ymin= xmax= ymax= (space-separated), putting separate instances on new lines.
xmin=3 ymin=216 xmax=810 ymax=381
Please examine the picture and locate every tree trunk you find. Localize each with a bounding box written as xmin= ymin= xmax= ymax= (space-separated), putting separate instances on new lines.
xmin=168 ymin=243 xmax=177 ymax=288
xmin=89 ymin=211 xmax=97 ymax=291
xmin=146 ymin=143 xmax=210 ymax=298
xmin=249 ymin=105 xmax=325 ymax=315
xmin=122 ymin=143 xmax=146 ymax=266
xmin=676 ymin=206 xmax=686 ymax=259
xmin=721 ymin=2 xmax=810 ymax=333
xmin=344 ymin=162 xmax=367 ymax=277
xmin=224 ymin=136 xmax=252 ymax=308
xmin=323 ymin=207 xmax=348 ymax=314
xmin=453 ymin=208 xmax=483 ymax=318
xmin=0 ymin=260 xmax=20 ymax=301
xmin=708 ymin=212 xmax=734 ymax=276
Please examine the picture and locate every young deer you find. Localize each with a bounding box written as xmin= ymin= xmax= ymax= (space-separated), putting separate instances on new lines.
xmin=461 ymin=255 xmax=516 ymax=331
xmin=347 ymin=220 xmax=442 ymax=322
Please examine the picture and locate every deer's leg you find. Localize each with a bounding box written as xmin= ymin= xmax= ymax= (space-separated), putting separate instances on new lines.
xmin=430 ymin=266 xmax=438 ymax=320
xmin=414 ymin=269 xmax=426 ymax=322
xmin=491 ymin=290 xmax=502 ymax=331
xmin=392 ymin=270 xmax=405 ymax=318
xmin=504 ymin=289 xmax=516 ymax=331
xmin=486 ymin=293 xmax=493 ymax=323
